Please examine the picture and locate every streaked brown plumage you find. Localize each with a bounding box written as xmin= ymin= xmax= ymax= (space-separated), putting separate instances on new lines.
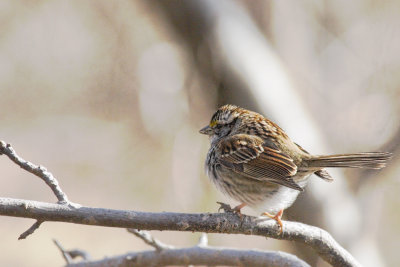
xmin=200 ymin=104 xmax=392 ymax=233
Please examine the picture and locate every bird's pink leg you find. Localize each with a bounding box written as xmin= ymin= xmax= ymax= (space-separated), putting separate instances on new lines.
xmin=261 ymin=209 xmax=284 ymax=234
xmin=233 ymin=203 xmax=246 ymax=217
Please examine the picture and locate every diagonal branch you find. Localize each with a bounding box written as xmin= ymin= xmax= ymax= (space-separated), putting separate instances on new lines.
xmin=0 ymin=197 xmax=361 ymax=267
xmin=54 ymin=239 xmax=91 ymax=264
xmin=0 ymin=141 xmax=69 ymax=204
xmin=127 ymin=229 xmax=174 ymax=250
xmin=0 ymin=140 xmax=76 ymax=239
xmin=18 ymin=220 xmax=43 ymax=240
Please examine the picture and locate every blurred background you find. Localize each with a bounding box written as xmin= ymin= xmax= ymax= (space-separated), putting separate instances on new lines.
xmin=0 ymin=0 xmax=399 ymax=266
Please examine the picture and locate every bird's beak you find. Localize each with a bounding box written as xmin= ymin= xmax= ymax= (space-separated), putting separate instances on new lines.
xmin=199 ymin=125 xmax=213 ymax=135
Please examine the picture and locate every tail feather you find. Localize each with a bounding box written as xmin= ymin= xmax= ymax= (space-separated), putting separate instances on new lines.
xmin=315 ymin=169 xmax=333 ymax=181
xmin=308 ymin=152 xmax=392 ymax=170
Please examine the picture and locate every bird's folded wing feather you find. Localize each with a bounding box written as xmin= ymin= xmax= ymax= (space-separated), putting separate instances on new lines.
xmin=217 ymin=134 xmax=302 ymax=191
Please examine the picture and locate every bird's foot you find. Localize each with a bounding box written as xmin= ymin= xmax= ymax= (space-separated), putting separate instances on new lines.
xmin=261 ymin=209 xmax=284 ymax=234
xmin=217 ymin=202 xmax=233 ymax=213
xmin=217 ymin=202 xmax=246 ymax=219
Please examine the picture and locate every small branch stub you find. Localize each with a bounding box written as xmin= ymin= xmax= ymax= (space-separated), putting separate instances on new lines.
xmin=18 ymin=220 xmax=43 ymax=240
xmin=197 ymin=233 xmax=208 ymax=247
xmin=127 ymin=229 xmax=173 ymax=251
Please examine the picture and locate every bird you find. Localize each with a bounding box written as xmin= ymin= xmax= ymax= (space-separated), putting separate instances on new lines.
xmin=199 ymin=104 xmax=392 ymax=233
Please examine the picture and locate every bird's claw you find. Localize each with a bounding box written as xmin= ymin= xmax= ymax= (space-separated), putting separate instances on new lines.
xmin=261 ymin=209 xmax=284 ymax=235
xmin=216 ymin=202 xmax=245 ymax=219
xmin=217 ymin=202 xmax=234 ymax=213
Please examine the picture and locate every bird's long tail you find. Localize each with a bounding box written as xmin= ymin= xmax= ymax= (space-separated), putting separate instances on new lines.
xmin=307 ymin=152 xmax=392 ymax=169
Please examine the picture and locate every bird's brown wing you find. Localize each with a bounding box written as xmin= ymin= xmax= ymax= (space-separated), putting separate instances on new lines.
xmin=217 ymin=134 xmax=302 ymax=191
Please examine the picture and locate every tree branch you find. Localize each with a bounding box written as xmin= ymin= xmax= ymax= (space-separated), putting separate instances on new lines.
xmin=18 ymin=219 xmax=43 ymax=240
xmin=54 ymin=239 xmax=91 ymax=264
xmin=66 ymin=246 xmax=308 ymax=267
xmin=0 ymin=197 xmax=360 ymax=267
xmin=1 ymin=140 xmax=77 ymax=239
xmin=121 ymin=230 xmax=309 ymax=267
xmin=127 ymin=229 xmax=174 ymax=251
xmin=0 ymin=140 xmax=361 ymax=266
xmin=0 ymin=140 xmax=69 ymax=204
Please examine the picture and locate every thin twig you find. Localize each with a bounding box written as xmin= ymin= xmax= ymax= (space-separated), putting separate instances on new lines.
xmin=127 ymin=229 xmax=173 ymax=251
xmin=18 ymin=220 xmax=43 ymax=240
xmin=54 ymin=239 xmax=91 ymax=264
xmin=54 ymin=239 xmax=73 ymax=264
xmin=0 ymin=141 xmax=69 ymax=204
